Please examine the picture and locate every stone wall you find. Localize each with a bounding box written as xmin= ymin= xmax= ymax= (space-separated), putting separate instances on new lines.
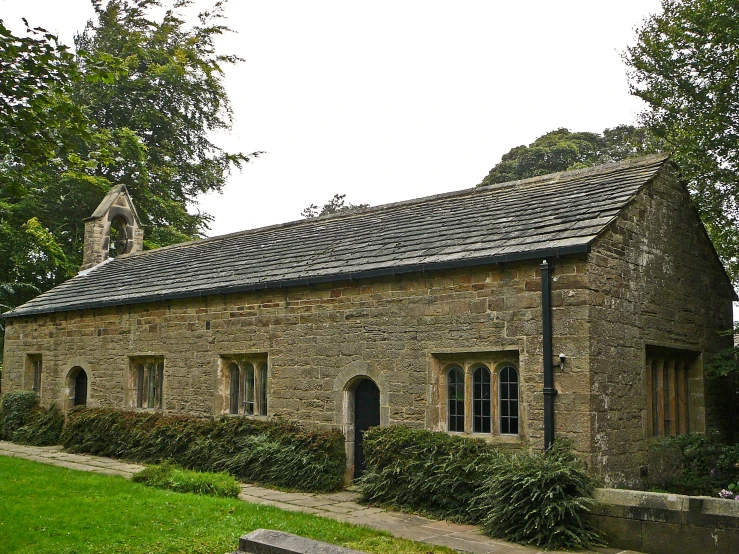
xmin=1 ymin=259 xmax=592 ymax=462
xmin=586 ymin=165 xmax=736 ymax=486
xmin=590 ymin=488 xmax=739 ymax=554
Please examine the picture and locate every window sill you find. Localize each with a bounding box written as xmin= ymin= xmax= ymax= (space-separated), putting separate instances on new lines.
xmin=447 ymin=431 xmax=523 ymax=444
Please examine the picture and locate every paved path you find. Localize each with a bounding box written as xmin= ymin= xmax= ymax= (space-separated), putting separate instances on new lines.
xmin=0 ymin=441 xmax=639 ymax=554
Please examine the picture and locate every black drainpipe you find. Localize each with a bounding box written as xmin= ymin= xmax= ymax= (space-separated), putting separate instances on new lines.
xmin=540 ymin=260 xmax=556 ymax=451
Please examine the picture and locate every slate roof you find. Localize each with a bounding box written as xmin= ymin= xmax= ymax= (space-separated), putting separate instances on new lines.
xmin=5 ymin=154 xmax=672 ymax=318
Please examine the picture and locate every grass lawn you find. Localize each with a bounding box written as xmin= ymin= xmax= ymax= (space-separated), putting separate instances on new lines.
xmin=0 ymin=456 xmax=452 ymax=554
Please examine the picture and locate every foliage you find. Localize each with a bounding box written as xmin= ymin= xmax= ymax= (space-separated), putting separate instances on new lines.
xmin=0 ymin=19 xmax=88 ymax=180
xmin=647 ymin=431 xmax=739 ymax=496
xmin=0 ymin=456 xmax=453 ymax=554
xmin=0 ymin=20 xmax=87 ymax=334
xmin=479 ymin=126 xmax=661 ymax=186
xmin=625 ymin=0 xmax=739 ymax=284
xmin=706 ymin=346 xmax=739 ymax=378
xmin=301 ymin=194 xmax=369 ymax=219
xmin=359 ymin=427 xmax=600 ymax=549
xmin=0 ymin=2 xmax=261 ymax=362
xmin=11 ymin=404 xmax=65 ymax=446
xmin=359 ymin=425 xmax=499 ymax=522
xmin=0 ymin=391 xmax=39 ymax=440
xmin=73 ymin=0 xmax=261 ymax=248
xmin=706 ymin=323 xmax=739 ymax=378
xmin=470 ymin=442 xmax=603 ymax=550
xmin=1 ymin=391 xmax=64 ymax=445
xmin=132 ymin=462 xmax=240 ymax=498
xmin=61 ymin=408 xmax=345 ymax=492
xmin=719 ymin=483 xmax=739 ymax=500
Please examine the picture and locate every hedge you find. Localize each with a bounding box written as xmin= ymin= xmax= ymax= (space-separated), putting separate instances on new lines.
xmin=359 ymin=426 xmax=602 ymax=550
xmin=0 ymin=391 xmax=64 ymax=446
xmin=61 ymin=407 xmax=345 ymax=492
xmin=1 ymin=391 xmax=39 ymax=439
xmin=359 ymin=424 xmax=500 ymax=522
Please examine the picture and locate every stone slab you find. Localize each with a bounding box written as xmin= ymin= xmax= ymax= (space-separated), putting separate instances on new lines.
xmin=237 ymin=529 xmax=366 ymax=554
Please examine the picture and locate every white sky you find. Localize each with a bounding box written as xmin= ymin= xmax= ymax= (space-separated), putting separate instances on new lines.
xmin=2 ymin=0 xmax=738 ymax=320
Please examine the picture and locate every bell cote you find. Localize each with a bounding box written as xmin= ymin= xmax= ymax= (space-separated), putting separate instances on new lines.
xmin=80 ymin=185 xmax=144 ymax=271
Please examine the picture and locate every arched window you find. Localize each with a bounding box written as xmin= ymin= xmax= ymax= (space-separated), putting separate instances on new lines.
xmin=447 ymin=366 xmax=465 ymax=432
xmin=229 ymin=363 xmax=240 ymax=414
xmin=258 ymin=363 xmax=268 ymax=416
xmin=499 ymin=365 xmax=519 ymax=435
xmin=243 ymin=363 xmax=255 ymax=415
xmin=472 ymin=365 xmax=491 ymax=433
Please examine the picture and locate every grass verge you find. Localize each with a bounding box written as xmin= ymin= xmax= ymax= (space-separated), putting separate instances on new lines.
xmin=132 ymin=463 xmax=241 ymax=498
xmin=0 ymin=456 xmax=452 ymax=554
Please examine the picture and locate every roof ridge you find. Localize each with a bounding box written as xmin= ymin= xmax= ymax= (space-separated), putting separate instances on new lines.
xmin=119 ymin=153 xmax=671 ymax=261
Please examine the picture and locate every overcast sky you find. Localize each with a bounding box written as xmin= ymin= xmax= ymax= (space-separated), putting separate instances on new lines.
xmin=3 ymin=0 xmax=665 ymax=233
xmin=3 ymin=1 xmax=738 ymax=318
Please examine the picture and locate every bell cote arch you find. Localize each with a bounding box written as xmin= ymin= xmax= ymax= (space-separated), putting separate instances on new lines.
xmin=80 ymin=185 xmax=144 ymax=270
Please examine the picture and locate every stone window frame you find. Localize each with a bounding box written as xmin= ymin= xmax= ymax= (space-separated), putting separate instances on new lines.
xmin=127 ymin=356 xmax=165 ymax=410
xmin=25 ymin=354 xmax=42 ymax=394
xmin=645 ymin=345 xmax=703 ymax=438
xmin=446 ymin=365 xmax=465 ymax=432
xmin=436 ymin=351 xmax=521 ymax=437
xmin=471 ymin=364 xmax=492 ymax=434
xmin=219 ymin=355 xmax=268 ymax=417
xmin=498 ymin=364 xmax=520 ymax=435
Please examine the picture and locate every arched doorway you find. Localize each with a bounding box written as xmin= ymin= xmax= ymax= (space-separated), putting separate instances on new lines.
xmin=67 ymin=366 xmax=88 ymax=408
xmin=353 ymin=378 xmax=380 ymax=478
xmin=74 ymin=369 xmax=88 ymax=406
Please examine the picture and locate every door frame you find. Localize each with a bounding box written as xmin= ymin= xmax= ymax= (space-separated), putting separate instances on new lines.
xmin=339 ymin=367 xmax=389 ymax=484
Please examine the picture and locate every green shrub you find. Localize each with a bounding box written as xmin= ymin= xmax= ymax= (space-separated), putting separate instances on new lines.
xmin=471 ymin=443 xmax=602 ymax=550
xmin=647 ymin=432 xmax=739 ymax=496
xmin=359 ymin=426 xmax=500 ymax=522
xmin=1 ymin=391 xmax=40 ymax=440
xmin=12 ymin=404 xmax=64 ymax=446
xmin=360 ymin=427 xmax=601 ymax=550
xmin=132 ymin=462 xmax=240 ymax=498
xmin=62 ymin=408 xmax=345 ymax=492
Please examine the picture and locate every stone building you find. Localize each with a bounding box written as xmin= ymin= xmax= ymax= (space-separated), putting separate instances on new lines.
xmin=2 ymin=154 xmax=736 ymax=485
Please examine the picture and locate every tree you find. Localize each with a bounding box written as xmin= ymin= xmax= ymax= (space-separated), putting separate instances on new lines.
xmin=479 ymin=126 xmax=660 ymax=186
xmin=301 ymin=194 xmax=369 ymax=218
xmin=0 ymin=18 xmax=99 ymax=350
xmin=73 ymin=0 xmax=260 ymax=248
xmin=625 ymin=0 xmax=739 ymax=284
xmin=0 ymin=1 xmax=258 ymax=361
xmin=0 ymin=20 xmax=88 ymax=182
